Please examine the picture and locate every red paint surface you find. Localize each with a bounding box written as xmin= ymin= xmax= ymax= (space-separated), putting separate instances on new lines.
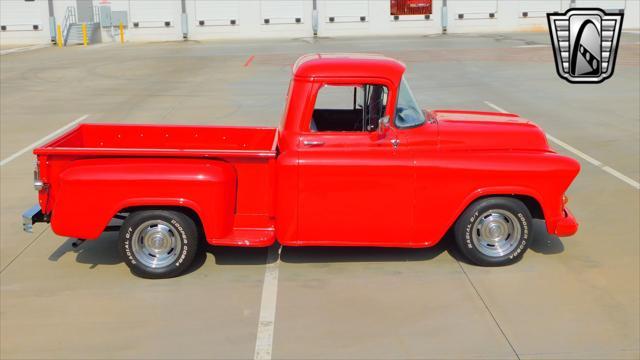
xmin=391 ymin=0 xmax=432 ymax=15
xmin=244 ymin=55 xmax=255 ymax=67
xmin=33 ymin=53 xmax=579 ymax=247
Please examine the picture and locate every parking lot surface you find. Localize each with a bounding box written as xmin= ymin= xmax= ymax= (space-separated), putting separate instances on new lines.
xmin=1 ymin=32 xmax=639 ymax=359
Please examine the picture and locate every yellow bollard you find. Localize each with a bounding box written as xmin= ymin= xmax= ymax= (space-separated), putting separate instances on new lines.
xmin=82 ymin=23 xmax=88 ymax=46
xmin=56 ymin=24 xmax=63 ymax=48
xmin=119 ymin=21 xmax=124 ymax=43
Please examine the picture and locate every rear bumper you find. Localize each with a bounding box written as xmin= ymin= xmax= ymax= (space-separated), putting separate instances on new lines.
xmin=554 ymin=207 xmax=578 ymax=237
xmin=22 ymin=205 xmax=46 ymax=233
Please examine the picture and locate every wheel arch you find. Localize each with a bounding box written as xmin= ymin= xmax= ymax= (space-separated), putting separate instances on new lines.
xmin=469 ymin=194 xmax=544 ymax=220
xmin=457 ymin=187 xmax=545 ymax=220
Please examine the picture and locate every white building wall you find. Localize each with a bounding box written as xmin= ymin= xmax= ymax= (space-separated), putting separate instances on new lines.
xmin=1 ymin=0 xmax=638 ymax=45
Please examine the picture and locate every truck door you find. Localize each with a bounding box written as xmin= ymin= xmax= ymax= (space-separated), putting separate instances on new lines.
xmin=297 ymin=81 xmax=415 ymax=245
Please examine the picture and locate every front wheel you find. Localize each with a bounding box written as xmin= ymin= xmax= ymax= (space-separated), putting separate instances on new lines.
xmin=454 ymin=197 xmax=533 ymax=266
xmin=119 ymin=210 xmax=199 ymax=279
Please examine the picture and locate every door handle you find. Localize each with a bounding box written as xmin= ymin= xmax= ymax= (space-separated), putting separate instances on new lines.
xmin=390 ymin=139 xmax=400 ymax=148
xmin=303 ymin=140 xmax=325 ymax=147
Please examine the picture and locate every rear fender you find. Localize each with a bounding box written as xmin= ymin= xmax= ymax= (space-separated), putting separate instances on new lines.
xmin=50 ymin=158 xmax=236 ymax=240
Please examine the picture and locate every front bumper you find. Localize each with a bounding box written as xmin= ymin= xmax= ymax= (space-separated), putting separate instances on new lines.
xmin=554 ymin=207 xmax=578 ymax=237
xmin=22 ymin=205 xmax=46 ymax=233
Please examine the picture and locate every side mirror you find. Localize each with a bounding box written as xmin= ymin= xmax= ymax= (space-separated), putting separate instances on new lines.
xmin=378 ymin=115 xmax=390 ymax=135
xmin=370 ymin=116 xmax=390 ymax=140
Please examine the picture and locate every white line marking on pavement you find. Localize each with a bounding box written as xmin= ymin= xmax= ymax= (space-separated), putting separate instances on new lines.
xmin=0 ymin=226 xmax=49 ymax=274
xmin=483 ymin=101 xmax=511 ymax=114
xmin=543 ymin=134 xmax=602 ymax=167
xmin=254 ymin=245 xmax=281 ymax=360
xmin=600 ymin=166 xmax=640 ymax=190
xmin=0 ymin=114 xmax=89 ymax=167
xmin=484 ymin=101 xmax=639 ymax=190
xmin=0 ymin=44 xmax=50 ymax=55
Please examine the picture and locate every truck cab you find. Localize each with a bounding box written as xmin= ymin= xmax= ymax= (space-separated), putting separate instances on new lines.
xmin=24 ymin=53 xmax=580 ymax=278
xmin=276 ymin=54 xmax=421 ymax=247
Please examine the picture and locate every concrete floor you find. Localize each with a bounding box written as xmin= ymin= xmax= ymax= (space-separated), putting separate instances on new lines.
xmin=1 ymin=32 xmax=639 ymax=359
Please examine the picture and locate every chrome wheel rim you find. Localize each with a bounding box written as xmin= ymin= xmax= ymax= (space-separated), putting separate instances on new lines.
xmin=472 ymin=209 xmax=521 ymax=257
xmin=131 ymin=220 xmax=181 ymax=268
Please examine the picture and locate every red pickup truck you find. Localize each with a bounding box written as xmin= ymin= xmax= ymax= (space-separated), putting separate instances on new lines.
xmin=23 ymin=54 xmax=579 ymax=278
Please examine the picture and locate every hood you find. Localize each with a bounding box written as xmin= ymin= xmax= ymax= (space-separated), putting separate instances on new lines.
xmin=430 ymin=110 xmax=551 ymax=152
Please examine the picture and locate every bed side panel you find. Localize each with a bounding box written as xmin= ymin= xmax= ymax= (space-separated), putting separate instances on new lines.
xmin=50 ymin=158 xmax=236 ymax=240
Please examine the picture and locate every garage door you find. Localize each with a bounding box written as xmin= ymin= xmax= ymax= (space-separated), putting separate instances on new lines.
xmin=195 ymin=0 xmax=239 ymax=26
xmin=518 ymin=0 xmax=564 ymax=18
xmin=575 ymin=0 xmax=626 ymax=12
xmin=449 ymin=0 xmax=498 ymax=20
xmin=260 ymin=0 xmax=304 ymax=24
xmin=325 ymin=0 xmax=369 ymax=23
xmin=130 ymin=0 xmax=177 ymax=27
xmin=0 ymin=0 xmax=43 ymax=31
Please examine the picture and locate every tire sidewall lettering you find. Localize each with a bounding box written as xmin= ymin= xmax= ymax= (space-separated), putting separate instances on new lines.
xmin=170 ymin=218 xmax=189 ymax=267
xmin=509 ymin=213 xmax=528 ymax=259
xmin=124 ymin=226 xmax=136 ymax=264
xmin=464 ymin=211 xmax=479 ymax=249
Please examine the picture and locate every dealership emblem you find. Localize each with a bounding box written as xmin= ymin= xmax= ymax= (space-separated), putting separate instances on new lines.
xmin=547 ymin=8 xmax=623 ymax=83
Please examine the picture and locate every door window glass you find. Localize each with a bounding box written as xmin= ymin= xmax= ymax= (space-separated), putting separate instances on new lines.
xmin=310 ymin=84 xmax=388 ymax=132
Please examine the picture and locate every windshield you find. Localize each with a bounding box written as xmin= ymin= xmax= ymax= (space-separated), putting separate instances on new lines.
xmin=395 ymin=77 xmax=425 ymax=128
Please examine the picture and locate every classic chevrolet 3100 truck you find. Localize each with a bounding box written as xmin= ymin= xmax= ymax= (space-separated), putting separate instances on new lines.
xmin=23 ymin=54 xmax=579 ymax=278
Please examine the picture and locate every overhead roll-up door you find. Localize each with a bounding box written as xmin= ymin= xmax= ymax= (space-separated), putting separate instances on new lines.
xmin=260 ymin=0 xmax=304 ymax=25
xmin=575 ymin=0 xmax=626 ymax=12
xmin=130 ymin=0 xmax=176 ymax=28
xmin=195 ymin=0 xmax=239 ymax=26
xmin=449 ymin=0 xmax=498 ymax=20
xmin=518 ymin=1 xmax=563 ymax=18
xmin=325 ymin=0 xmax=369 ymax=23
xmin=0 ymin=0 xmax=43 ymax=31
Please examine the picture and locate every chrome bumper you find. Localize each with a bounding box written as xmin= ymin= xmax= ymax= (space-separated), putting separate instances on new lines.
xmin=22 ymin=205 xmax=45 ymax=233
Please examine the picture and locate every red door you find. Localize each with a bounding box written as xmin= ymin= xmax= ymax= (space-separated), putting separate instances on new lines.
xmin=296 ymin=131 xmax=415 ymax=246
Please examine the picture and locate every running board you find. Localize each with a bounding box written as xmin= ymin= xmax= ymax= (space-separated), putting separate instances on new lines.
xmin=208 ymin=228 xmax=275 ymax=247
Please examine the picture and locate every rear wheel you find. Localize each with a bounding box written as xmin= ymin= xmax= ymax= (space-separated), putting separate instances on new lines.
xmin=119 ymin=210 xmax=199 ymax=279
xmin=454 ymin=197 xmax=532 ymax=266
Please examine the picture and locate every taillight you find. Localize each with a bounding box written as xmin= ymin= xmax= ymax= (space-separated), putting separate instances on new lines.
xmin=34 ymin=161 xmax=44 ymax=191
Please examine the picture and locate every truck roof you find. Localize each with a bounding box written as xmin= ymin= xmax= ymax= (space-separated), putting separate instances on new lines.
xmin=293 ymin=53 xmax=406 ymax=82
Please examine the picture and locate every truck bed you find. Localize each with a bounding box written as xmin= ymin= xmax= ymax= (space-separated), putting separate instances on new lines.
xmin=33 ymin=123 xmax=278 ymax=246
xmin=35 ymin=123 xmax=278 ymax=158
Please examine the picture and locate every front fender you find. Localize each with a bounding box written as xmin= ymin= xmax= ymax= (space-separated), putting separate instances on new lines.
xmin=413 ymin=150 xmax=580 ymax=245
xmin=51 ymin=158 xmax=236 ymax=240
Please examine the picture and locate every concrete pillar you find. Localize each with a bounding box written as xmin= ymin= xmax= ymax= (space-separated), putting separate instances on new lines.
xmin=181 ymin=0 xmax=188 ymax=39
xmin=48 ymin=0 xmax=56 ymax=43
xmin=312 ymin=0 xmax=318 ymax=36
xmin=441 ymin=0 xmax=448 ymax=34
